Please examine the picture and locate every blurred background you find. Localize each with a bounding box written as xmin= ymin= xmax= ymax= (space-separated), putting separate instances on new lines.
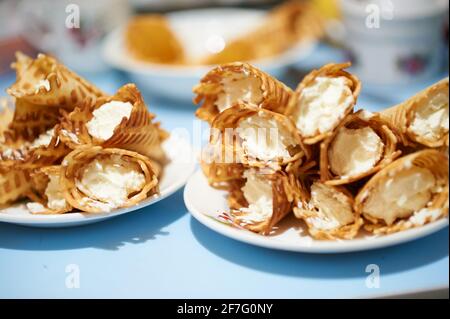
xmin=0 ymin=0 xmax=448 ymax=103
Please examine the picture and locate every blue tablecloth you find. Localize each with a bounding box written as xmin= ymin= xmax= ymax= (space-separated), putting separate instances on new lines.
xmin=0 ymin=46 xmax=448 ymax=298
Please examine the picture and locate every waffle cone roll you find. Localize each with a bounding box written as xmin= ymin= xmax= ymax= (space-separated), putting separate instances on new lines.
xmin=225 ymin=168 xmax=298 ymax=235
xmin=210 ymin=103 xmax=309 ymax=171
xmin=25 ymin=166 xmax=72 ymax=214
xmin=194 ymin=62 xmax=294 ymax=124
xmin=7 ymin=52 xmax=105 ymax=108
xmin=0 ymin=98 xmax=14 ymax=144
xmin=286 ymin=62 xmax=361 ymax=144
xmin=60 ymin=84 xmax=168 ymax=164
xmin=293 ymin=178 xmax=363 ymax=240
xmin=201 ymin=1 xmax=324 ymax=65
xmin=0 ymin=169 xmax=31 ymax=206
xmin=320 ymin=110 xmax=401 ymax=185
xmin=380 ymin=78 xmax=449 ymax=148
xmin=1 ymin=125 xmax=70 ymax=170
xmin=355 ymin=150 xmax=449 ymax=235
xmin=61 ymin=146 xmax=159 ymax=213
xmin=125 ymin=15 xmax=185 ymax=64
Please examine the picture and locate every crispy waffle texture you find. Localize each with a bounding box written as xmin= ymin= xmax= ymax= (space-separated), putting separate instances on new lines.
xmin=380 ymin=78 xmax=449 ymax=148
xmin=285 ymin=62 xmax=362 ymax=144
xmin=1 ymin=52 xmax=168 ymax=215
xmin=354 ymin=150 xmax=449 ymax=234
xmin=210 ymin=103 xmax=309 ymax=170
xmin=60 ymin=84 xmax=168 ymax=164
xmin=194 ymin=62 xmax=294 ymax=124
xmin=320 ymin=110 xmax=401 ymax=185
xmin=196 ymin=62 xmax=448 ymax=240
xmin=226 ymin=169 xmax=299 ymax=235
xmin=60 ymin=146 xmax=160 ymax=214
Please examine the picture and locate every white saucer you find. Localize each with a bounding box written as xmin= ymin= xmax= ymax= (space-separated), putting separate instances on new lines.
xmin=184 ymin=170 xmax=449 ymax=253
xmin=102 ymin=8 xmax=317 ymax=101
xmin=0 ymin=135 xmax=196 ymax=228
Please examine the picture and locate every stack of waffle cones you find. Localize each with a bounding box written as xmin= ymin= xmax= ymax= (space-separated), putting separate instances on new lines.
xmin=1 ymin=53 xmax=167 ymax=214
xmin=195 ymin=62 xmax=449 ymax=240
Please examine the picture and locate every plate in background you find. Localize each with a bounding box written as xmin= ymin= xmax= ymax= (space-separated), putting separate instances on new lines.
xmin=0 ymin=135 xmax=196 ymax=228
xmin=102 ymin=8 xmax=317 ymax=101
xmin=185 ymin=170 xmax=449 ymax=254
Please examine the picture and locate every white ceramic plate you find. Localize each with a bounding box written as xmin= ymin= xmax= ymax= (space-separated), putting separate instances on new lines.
xmin=102 ymin=8 xmax=317 ymax=101
xmin=0 ymin=135 xmax=196 ymax=228
xmin=185 ymin=170 xmax=449 ymax=253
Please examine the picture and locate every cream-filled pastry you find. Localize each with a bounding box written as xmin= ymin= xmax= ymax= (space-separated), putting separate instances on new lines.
xmin=86 ymin=101 xmax=133 ymax=141
xmin=61 ymin=147 xmax=159 ymax=213
xmin=381 ymin=78 xmax=449 ymax=148
xmin=210 ymin=104 xmax=308 ymax=170
xmin=355 ymin=150 xmax=449 ymax=234
xmin=285 ymin=63 xmax=360 ymax=144
xmin=194 ymin=62 xmax=293 ymax=123
xmin=320 ymin=110 xmax=400 ymax=186
xmin=294 ymin=180 xmax=361 ymax=240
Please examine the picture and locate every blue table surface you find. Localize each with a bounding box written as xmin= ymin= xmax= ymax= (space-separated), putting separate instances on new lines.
xmin=0 ymin=46 xmax=448 ymax=298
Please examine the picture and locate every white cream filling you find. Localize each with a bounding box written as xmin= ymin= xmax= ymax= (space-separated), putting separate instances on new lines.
xmin=362 ymin=167 xmax=436 ymax=225
xmin=35 ymin=79 xmax=50 ymax=93
xmin=26 ymin=172 xmax=68 ymax=213
xmin=215 ymin=73 xmax=263 ymax=113
xmin=86 ymin=101 xmax=133 ymax=141
xmin=329 ymin=126 xmax=384 ymax=177
xmin=237 ymin=115 xmax=296 ymax=162
xmin=75 ymin=155 xmax=146 ymax=210
xmin=410 ymin=208 xmax=442 ymax=226
xmin=410 ymin=92 xmax=449 ymax=142
xmin=29 ymin=128 xmax=54 ymax=149
xmin=295 ymin=76 xmax=354 ymax=137
xmin=26 ymin=202 xmax=47 ymax=214
xmin=238 ymin=170 xmax=273 ymax=223
xmin=303 ymin=182 xmax=355 ymax=230
xmin=45 ymin=173 xmax=68 ymax=211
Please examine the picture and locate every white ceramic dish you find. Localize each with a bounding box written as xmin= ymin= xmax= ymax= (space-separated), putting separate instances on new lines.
xmin=184 ymin=170 xmax=449 ymax=253
xmin=102 ymin=8 xmax=317 ymax=101
xmin=0 ymin=135 xmax=196 ymax=228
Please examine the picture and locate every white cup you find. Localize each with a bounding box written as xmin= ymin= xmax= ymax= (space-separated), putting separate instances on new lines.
xmin=339 ymin=0 xmax=449 ymax=85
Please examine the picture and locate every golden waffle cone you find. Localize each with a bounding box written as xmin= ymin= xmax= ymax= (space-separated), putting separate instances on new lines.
xmin=0 ymin=97 xmax=14 ymax=144
xmin=7 ymin=52 xmax=105 ymax=108
xmin=60 ymin=84 xmax=169 ymax=164
xmin=355 ymin=150 xmax=449 ymax=235
xmin=194 ymin=62 xmax=294 ymax=124
xmin=200 ymin=138 xmax=245 ymax=189
xmin=3 ymin=98 xmax=65 ymax=143
xmin=210 ymin=103 xmax=310 ymax=171
xmin=26 ymin=166 xmax=73 ymax=214
xmin=380 ymin=78 xmax=449 ymax=148
xmin=21 ymin=125 xmax=71 ymax=170
xmin=1 ymin=125 xmax=71 ymax=171
xmin=60 ymin=146 xmax=160 ymax=214
xmin=320 ymin=110 xmax=401 ymax=185
xmin=125 ymin=15 xmax=185 ymax=64
xmin=285 ymin=62 xmax=362 ymax=145
xmin=226 ymin=168 xmax=298 ymax=235
xmin=0 ymin=168 xmax=32 ymax=206
xmin=293 ymin=177 xmax=363 ymax=240
xmin=200 ymin=1 xmax=324 ymax=65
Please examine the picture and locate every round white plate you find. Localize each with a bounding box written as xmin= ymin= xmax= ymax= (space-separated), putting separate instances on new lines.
xmin=0 ymin=135 xmax=196 ymax=228
xmin=102 ymin=8 xmax=317 ymax=101
xmin=184 ymin=170 xmax=449 ymax=253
